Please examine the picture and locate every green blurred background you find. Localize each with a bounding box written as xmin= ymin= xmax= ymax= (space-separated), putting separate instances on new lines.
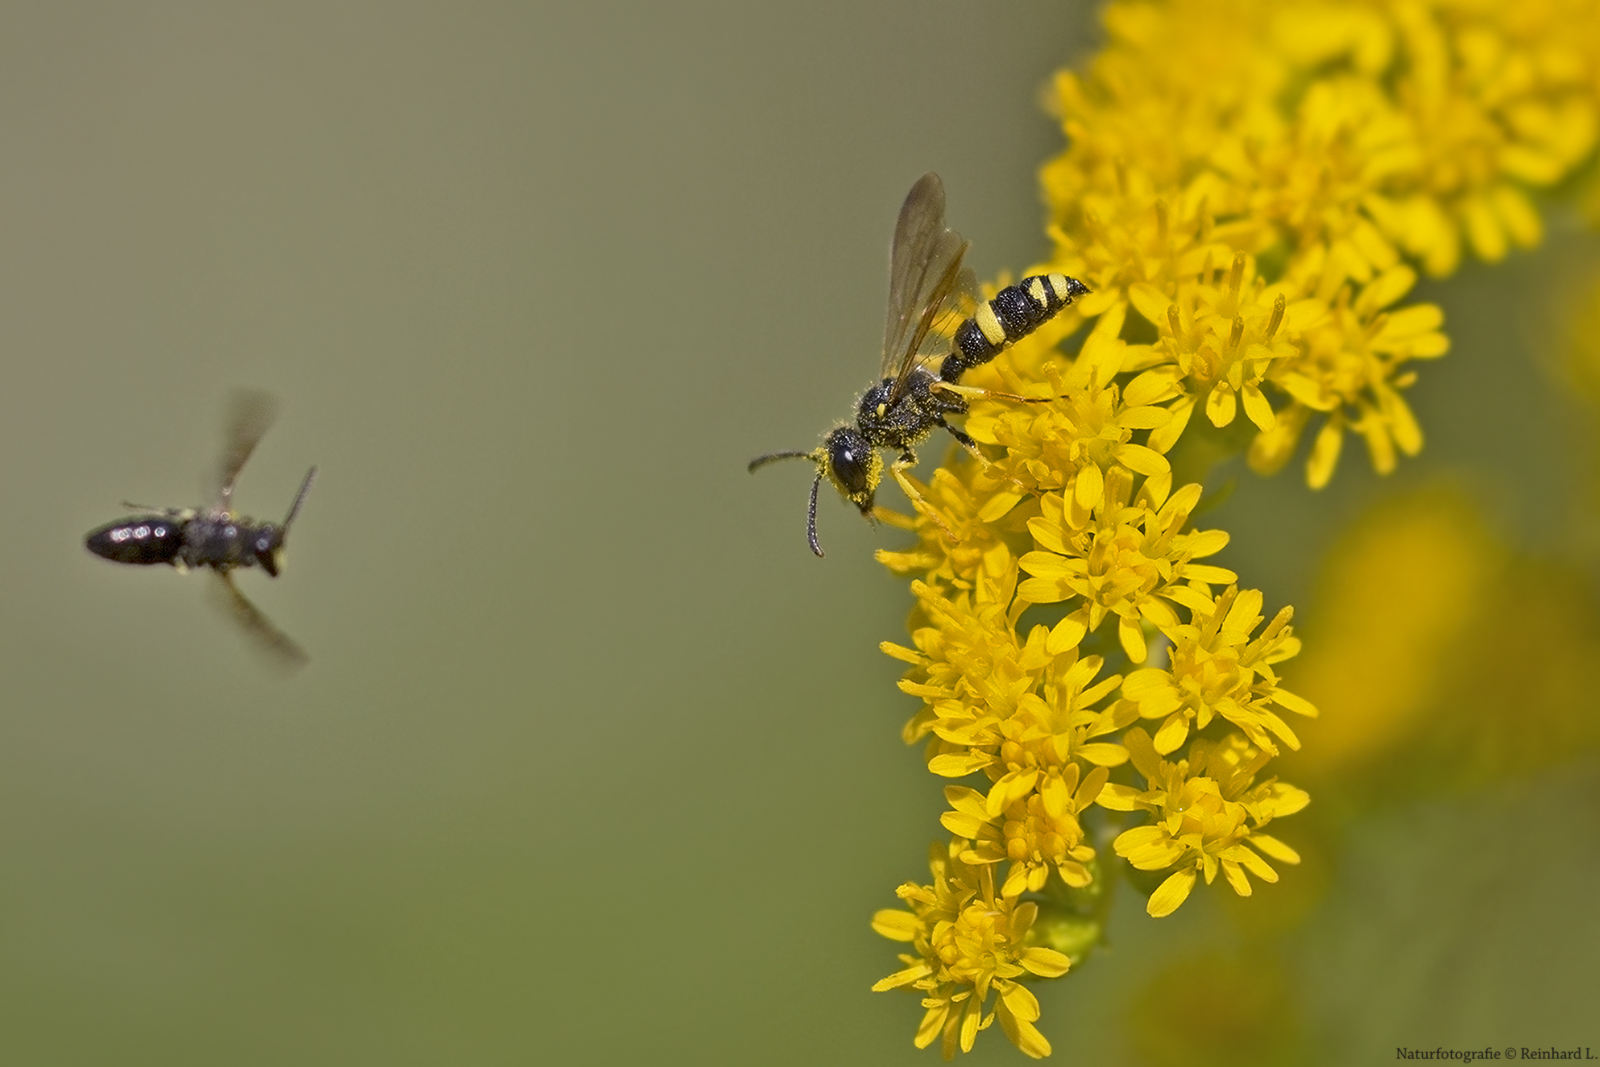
xmin=2 ymin=2 xmax=1596 ymax=1064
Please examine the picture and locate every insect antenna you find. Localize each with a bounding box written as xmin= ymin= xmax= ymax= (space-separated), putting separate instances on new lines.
xmin=806 ymin=471 xmax=824 ymax=557
xmin=746 ymin=450 xmax=829 ymax=557
xmin=283 ymin=467 xmax=319 ymax=531
xmin=747 ymin=450 xmax=817 ymax=473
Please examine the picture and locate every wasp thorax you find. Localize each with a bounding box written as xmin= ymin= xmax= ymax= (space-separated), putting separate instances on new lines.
xmin=823 ymin=426 xmax=882 ymax=507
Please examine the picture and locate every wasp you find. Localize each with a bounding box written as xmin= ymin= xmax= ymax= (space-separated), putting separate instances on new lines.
xmin=748 ymin=173 xmax=1088 ymax=555
xmin=84 ymin=391 xmax=318 ymax=669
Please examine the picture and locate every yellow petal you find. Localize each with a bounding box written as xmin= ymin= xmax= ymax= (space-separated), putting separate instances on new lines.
xmin=870 ymin=909 xmax=922 ymax=942
xmin=1147 ymin=866 xmax=1197 ymax=917
xmin=1307 ymin=414 xmax=1344 ymax=489
xmin=1148 ymin=396 xmax=1195 ymax=454
xmin=1205 ymin=383 xmax=1237 ymax=427
xmin=1249 ymin=832 xmax=1302 ymax=864
xmin=996 ymin=991 xmax=1053 ymax=1059
xmin=1119 ymin=614 xmax=1148 ymax=663
xmin=1075 ymin=462 xmax=1105 ymax=513
xmin=1114 ymin=442 xmax=1171 ymax=476
xmin=1021 ymin=946 xmax=1071 ymax=979
xmin=873 ymin=961 xmax=932 ymax=992
xmin=979 ymin=489 xmax=1024 ymax=522
xmin=1241 ymin=382 xmax=1275 ymax=431
xmin=1152 ymin=714 xmax=1190 ymax=753
xmin=1047 ymin=611 xmax=1088 ymax=654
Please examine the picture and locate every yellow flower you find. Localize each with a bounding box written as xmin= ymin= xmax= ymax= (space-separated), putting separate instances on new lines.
xmin=1124 ymin=253 xmax=1301 ymax=436
xmin=963 ymin=308 xmax=1172 ymax=514
xmin=1101 ymin=728 xmax=1309 ymax=916
xmin=941 ymin=768 xmax=1105 ymax=897
xmin=1216 ymin=74 xmax=1407 ymax=286
xmin=1251 ymin=264 xmax=1449 ymax=486
xmin=1118 ymin=586 xmax=1318 ymax=756
xmin=1017 ymin=474 xmax=1236 ymax=663
xmin=1360 ymin=0 xmax=1597 ymax=275
xmin=876 ymin=467 xmax=1034 ymax=590
xmin=1286 ymin=487 xmax=1600 ymax=788
xmin=873 ymin=841 xmax=1072 ymax=1059
xmin=885 ymin=554 xmax=1039 ymax=750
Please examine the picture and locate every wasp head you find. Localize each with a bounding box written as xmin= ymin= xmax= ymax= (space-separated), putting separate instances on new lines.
xmin=250 ymin=524 xmax=287 ymax=576
xmin=254 ymin=466 xmax=318 ymax=577
xmin=821 ymin=426 xmax=882 ymax=513
xmin=747 ymin=430 xmax=883 ymax=558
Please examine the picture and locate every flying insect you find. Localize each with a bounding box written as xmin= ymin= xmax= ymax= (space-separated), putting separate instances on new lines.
xmin=748 ymin=173 xmax=1089 ymax=556
xmin=84 ymin=390 xmax=318 ymax=669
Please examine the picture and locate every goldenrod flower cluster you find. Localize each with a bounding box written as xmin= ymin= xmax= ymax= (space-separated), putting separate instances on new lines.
xmin=870 ymin=0 xmax=1600 ymax=1057
xmin=872 ymin=841 xmax=1072 ymax=1060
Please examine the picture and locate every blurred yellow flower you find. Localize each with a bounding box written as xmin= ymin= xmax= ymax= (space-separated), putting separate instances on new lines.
xmin=1287 ymin=487 xmax=1600 ymax=789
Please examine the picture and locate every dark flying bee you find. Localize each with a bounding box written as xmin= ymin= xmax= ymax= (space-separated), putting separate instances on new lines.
xmin=748 ymin=173 xmax=1089 ymax=555
xmin=84 ymin=391 xmax=318 ymax=669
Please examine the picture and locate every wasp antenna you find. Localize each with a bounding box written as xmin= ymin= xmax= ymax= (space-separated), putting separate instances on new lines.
xmin=807 ymin=472 xmax=825 ymax=557
xmin=748 ymin=450 xmax=816 ymax=474
xmin=283 ymin=466 xmax=318 ymax=531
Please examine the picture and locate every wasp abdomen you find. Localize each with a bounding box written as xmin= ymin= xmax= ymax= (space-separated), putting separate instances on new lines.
xmin=84 ymin=517 xmax=187 ymax=567
xmin=945 ymin=272 xmax=1090 ymax=380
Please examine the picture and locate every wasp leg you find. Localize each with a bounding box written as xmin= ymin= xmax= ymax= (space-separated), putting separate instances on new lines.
xmin=936 ymin=417 xmax=985 ymax=460
xmin=889 ymin=454 xmax=959 ymax=544
xmin=935 ymin=381 xmax=1057 ymax=405
xmin=118 ymin=501 xmax=187 ymax=515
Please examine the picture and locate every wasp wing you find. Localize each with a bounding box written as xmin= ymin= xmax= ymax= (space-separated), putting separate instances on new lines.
xmin=932 ymin=264 xmax=981 ymax=350
xmin=881 ymin=174 xmax=971 ymax=402
xmin=214 ymin=389 xmax=280 ymax=507
xmin=210 ymin=570 xmax=309 ymax=672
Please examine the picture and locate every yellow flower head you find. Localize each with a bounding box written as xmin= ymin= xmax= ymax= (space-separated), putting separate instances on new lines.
xmin=1018 ymin=476 xmax=1237 ymax=663
xmin=1101 ymin=728 xmax=1309 ymax=916
xmin=873 ymin=841 xmax=1073 ymax=1059
xmin=1119 ymin=586 xmax=1318 ymax=756
xmin=1126 ymin=253 xmax=1300 ymax=436
xmin=1253 ymin=264 xmax=1449 ymax=486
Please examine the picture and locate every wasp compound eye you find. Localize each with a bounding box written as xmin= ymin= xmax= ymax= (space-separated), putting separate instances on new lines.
xmin=825 ymin=427 xmax=874 ymax=497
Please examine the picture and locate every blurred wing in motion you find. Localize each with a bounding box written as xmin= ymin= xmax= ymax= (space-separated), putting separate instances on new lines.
xmin=215 ymin=389 xmax=280 ymax=507
xmin=210 ymin=570 xmax=309 ymax=672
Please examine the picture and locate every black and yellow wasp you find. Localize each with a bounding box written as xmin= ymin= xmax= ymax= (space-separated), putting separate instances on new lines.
xmin=749 ymin=172 xmax=1089 ymax=555
xmin=84 ymin=390 xmax=317 ymax=669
